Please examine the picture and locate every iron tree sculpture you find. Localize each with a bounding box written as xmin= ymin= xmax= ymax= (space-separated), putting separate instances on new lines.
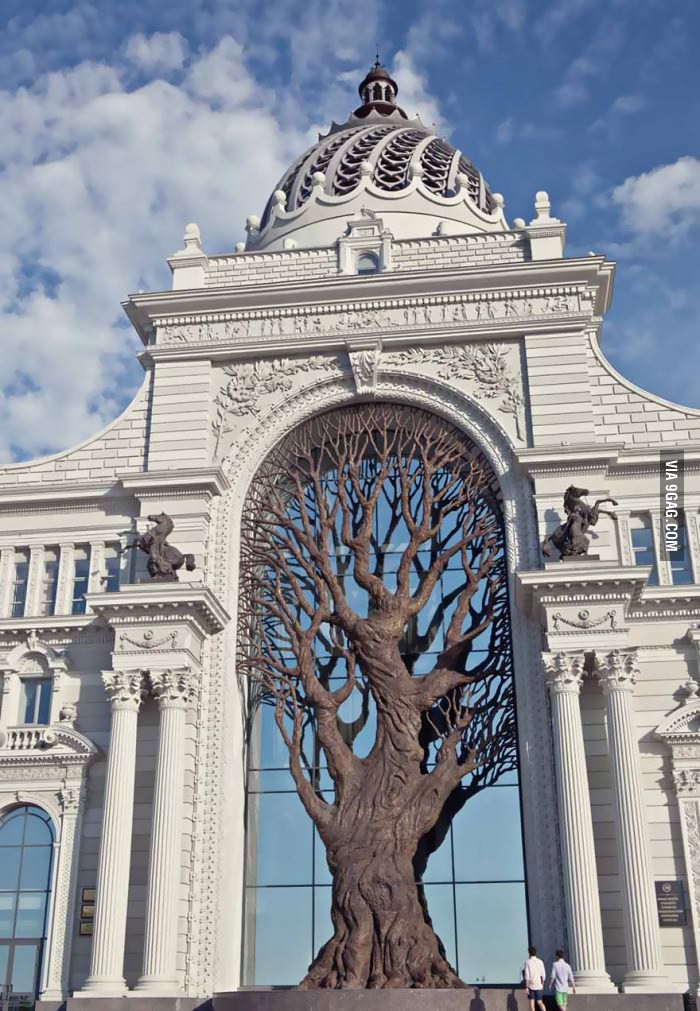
xmin=238 ymin=404 xmax=517 ymax=989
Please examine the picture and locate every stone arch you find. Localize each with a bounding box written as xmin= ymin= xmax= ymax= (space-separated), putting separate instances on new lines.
xmin=208 ymin=371 xmax=564 ymax=986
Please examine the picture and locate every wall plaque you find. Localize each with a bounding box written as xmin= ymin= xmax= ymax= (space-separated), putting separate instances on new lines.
xmin=655 ymin=880 xmax=687 ymax=926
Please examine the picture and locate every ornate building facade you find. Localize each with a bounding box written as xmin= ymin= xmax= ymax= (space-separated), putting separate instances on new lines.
xmin=0 ymin=62 xmax=699 ymax=1008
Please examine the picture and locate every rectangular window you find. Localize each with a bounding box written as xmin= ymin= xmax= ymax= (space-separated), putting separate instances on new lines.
xmin=630 ymin=518 xmax=659 ymax=586
xmin=104 ymin=545 xmax=121 ymax=593
xmin=71 ymin=545 xmax=90 ymax=615
xmin=670 ymin=512 xmax=693 ymax=585
xmin=19 ymin=679 xmax=52 ymax=725
xmin=10 ymin=550 xmax=30 ymax=618
xmin=38 ymin=547 xmax=60 ymax=617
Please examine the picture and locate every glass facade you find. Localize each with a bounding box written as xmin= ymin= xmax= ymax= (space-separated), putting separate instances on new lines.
xmin=0 ymin=806 xmax=54 ymax=1006
xmin=242 ymin=420 xmax=526 ymax=988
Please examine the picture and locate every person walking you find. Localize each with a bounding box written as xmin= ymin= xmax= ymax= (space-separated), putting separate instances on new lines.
xmin=549 ymin=949 xmax=576 ymax=1008
xmin=522 ymin=944 xmax=546 ymax=1011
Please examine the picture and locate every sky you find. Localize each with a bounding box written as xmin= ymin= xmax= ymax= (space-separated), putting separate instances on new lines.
xmin=0 ymin=0 xmax=698 ymax=463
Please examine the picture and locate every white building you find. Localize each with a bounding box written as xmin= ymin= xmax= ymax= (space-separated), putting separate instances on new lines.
xmin=0 ymin=61 xmax=699 ymax=1009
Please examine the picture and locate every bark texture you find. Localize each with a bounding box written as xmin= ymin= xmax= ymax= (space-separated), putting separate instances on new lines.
xmin=239 ymin=404 xmax=516 ymax=989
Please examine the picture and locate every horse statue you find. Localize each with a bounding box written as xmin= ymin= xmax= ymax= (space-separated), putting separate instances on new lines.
xmin=121 ymin=513 xmax=196 ymax=581
xmin=542 ymin=486 xmax=618 ymax=559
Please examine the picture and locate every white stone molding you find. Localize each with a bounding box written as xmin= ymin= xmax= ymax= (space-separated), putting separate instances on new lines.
xmin=0 ymin=634 xmax=70 ymax=726
xmin=595 ymin=649 xmax=670 ymax=992
xmin=616 ymin=511 xmax=634 ymax=567
xmin=55 ymin=542 xmax=76 ymax=615
xmin=347 ymin=339 xmax=381 ymax=394
xmin=199 ymin=372 xmax=564 ymax=992
xmin=542 ymin=652 xmax=615 ymax=992
xmin=134 ymin=668 xmax=197 ymax=994
xmin=87 ymin=540 xmax=106 ymax=594
xmin=656 ymin=699 xmax=700 ymax=994
xmin=77 ymin=670 xmax=147 ymax=996
xmin=337 ymin=213 xmax=393 ymax=274
xmin=25 ymin=545 xmax=45 ymax=617
xmin=0 ymin=547 xmax=14 ymax=618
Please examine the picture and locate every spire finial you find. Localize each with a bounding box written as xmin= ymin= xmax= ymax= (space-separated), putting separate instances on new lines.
xmin=374 ymin=45 xmax=381 ymax=68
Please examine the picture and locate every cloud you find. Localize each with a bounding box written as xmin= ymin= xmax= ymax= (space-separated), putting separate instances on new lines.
xmin=496 ymin=117 xmax=515 ymax=145
xmin=534 ymin=0 xmax=597 ymax=44
xmin=125 ymin=32 xmax=187 ymax=73
xmin=610 ymin=93 xmax=645 ymax=114
xmin=390 ymin=51 xmax=444 ymax=130
xmin=553 ymin=20 xmax=625 ymax=108
xmin=0 ymin=36 xmax=307 ymax=463
xmin=466 ymin=0 xmax=527 ymax=51
xmin=611 ymin=156 xmax=700 ymax=238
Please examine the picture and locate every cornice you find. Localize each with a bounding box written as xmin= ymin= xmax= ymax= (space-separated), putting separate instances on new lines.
xmin=517 ymin=442 xmax=700 ymax=478
xmin=119 ymin=466 xmax=230 ymax=498
xmin=85 ymin=583 xmax=229 ymax=635
xmin=516 ymin=563 xmax=651 ymax=615
xmin=123 ymin=255 xmax=614 ymax=343
xmin=0 ymin=615 xmax=101 ymax=640
xmin=0 ymin=479 xmax=132 ymax=509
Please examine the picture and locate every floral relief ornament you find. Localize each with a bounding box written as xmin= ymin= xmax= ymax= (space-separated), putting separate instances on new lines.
xmin=552 ymin=609 xmax=617 ymax=631
xmin=212 ymin=355 xmax=338 ymax=457
xmin=385 ymin=343 xmax=525 ymax=438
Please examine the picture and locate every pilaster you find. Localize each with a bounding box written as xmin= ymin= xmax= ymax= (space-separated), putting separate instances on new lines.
xmin=55 ymin=542 xmax=76 ymax=615
xmin=0 ymin=547 xmax=14 ymax=618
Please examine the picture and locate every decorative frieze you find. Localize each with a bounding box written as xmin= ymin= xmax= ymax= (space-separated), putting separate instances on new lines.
xmin=552 ymin=609 xmax=617 ymax=631
xmin=156 ymin=287 xmax=593 ymax=346
xmin=118 ymin=629 xmax=178 ymax=651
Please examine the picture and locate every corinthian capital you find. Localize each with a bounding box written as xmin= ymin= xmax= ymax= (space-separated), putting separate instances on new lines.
xmin=595 ymin=649 xmax=638 ymax=694
xmin=101 ymin=670 xmax=147 ymax=709
xmin=149 ymin=668 xmax=197 ymax=708
xmin=542 ymin=651 xmax=585 ymax=694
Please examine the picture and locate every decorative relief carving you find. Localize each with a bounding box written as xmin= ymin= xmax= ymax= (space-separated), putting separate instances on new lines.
xmin=212 ymin=356 xmax=338 ymax=458
xmin=542 ymin=651 xmax=585 ymax=693
xmin=595 ymin=649 xmax=638 ymax=692
xmin=157 ymin=289 xmax=586 ymax=346
xmin=58 ymin=785 xmax=82 ymax=813
xmin=384 ymin=343 xmax=524 ymax=438
xmin=348 ymin=344 xmax=381 ymax=394
xmin=101 ymin=670 xmax=147 ymax=708
xmin=682 ymin=801 xmax=700 ymax=939
xmin=149 ymin=668 xmax=197 ymax=707
xmin=552 ymin=609 xmax=617 ymax=631
xmin=118 ymin=629 xmax=178 ymax=651
xmin=674 ymin=770 xmax=700 ymax=796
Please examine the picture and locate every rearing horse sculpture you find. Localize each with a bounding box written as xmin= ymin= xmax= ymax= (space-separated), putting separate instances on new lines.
xmin=121 ymin=513 xmax=196 ymax=581
xmin=542 ymin=485 xmax=618 ymax=559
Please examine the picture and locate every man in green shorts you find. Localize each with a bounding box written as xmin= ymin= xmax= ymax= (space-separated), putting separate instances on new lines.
xmin=549 ymin=949 xmax=576 ymax=1007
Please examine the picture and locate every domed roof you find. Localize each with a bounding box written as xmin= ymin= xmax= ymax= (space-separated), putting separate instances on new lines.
xmin=247 ymin=59 xmax=505 ymax=251
xmin=261 ymin=123 xmax=495 ymax=229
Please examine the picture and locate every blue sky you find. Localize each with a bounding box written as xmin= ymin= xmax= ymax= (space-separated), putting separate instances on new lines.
xmin=0 ymin=0 xmax=698 ymax=462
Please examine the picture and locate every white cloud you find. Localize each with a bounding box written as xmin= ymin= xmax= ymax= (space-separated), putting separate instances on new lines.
xmin=391 ymin=51 xmax=444 ymax=131
xmin=0 ymin=36 xmax=307 ymax=462
xmin=611 ymin=156 xmax=700 ymax=238
xmin=125 ymin=32 xmax=188 ymax=73
xmin=496 ymin=117 xmax=515 ymax=145
xmin=534 ymin=0 xmax=597 ymax=44
xmin=467 ymin=0 xmax=527 ymax=50
xmin=611 ymin=93 xmax=645 ymax=115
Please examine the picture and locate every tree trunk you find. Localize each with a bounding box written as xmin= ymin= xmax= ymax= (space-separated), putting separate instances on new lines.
xmin=300 ymin=818 xmax=464 ymax=989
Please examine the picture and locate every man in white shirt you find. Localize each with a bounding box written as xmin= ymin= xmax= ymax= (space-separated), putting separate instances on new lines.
xmin=549 ymin=949 xmax=576 ymax=1007
xmin=522 ymin=944 xmax=547 ymax=1011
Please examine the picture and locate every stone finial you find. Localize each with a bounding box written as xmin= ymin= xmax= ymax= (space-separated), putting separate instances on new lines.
xmin=245 ymin=215 xmax=260 ymax=235
xmin=235 ymin=241 xmax=246 ymax=254
xmin=360 ymin=160 xmax=372 ymax=177
xmin=273 ymin=189 xmax=287 ymax=208
xmin=183 ymin=222 xmax=202 ymax=250
xmin=311 ymin=171 xmax=326 ymax=189
xmin=409 ymin=162 xmax=424 ymax=180
xmin=512 ymin=217 xmax=525 ymax=228
xmin=492 ymin=192 xmax=505 ymax=211
xmin=531 ymin=190 xmax=560 ymax=224
xmin=455 ymin=172 xmax=470 ymax=192
xmin=282 ymin=237 xmax=297 ymax=249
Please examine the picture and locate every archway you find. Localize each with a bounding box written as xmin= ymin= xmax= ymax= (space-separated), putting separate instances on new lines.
xmin=237 ymin=401 xmax=527 ymax=988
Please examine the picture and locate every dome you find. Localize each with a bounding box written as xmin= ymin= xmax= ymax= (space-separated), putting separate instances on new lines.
xmin=246 ymin=60 xmax=506 ymax=252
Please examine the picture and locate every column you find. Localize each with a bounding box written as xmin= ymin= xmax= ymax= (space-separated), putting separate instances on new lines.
xmin=596 ymin=649 xmax=669 ymax=992
xmin=543 ymin=652 xmax=615 ymax=992
xmin=134 ymin=668 xmax=196 ymax=993
xmin=0 ymin=547 xmax=14 ymax=617
xmin=79 ymin=670 xmax=145 ymax=995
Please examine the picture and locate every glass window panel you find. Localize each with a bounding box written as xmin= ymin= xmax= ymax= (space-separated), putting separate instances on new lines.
xmin=421 ymin=828 xmax=454 ymax=884
xmin=255 ymin=793 xmax=312 ymax=886
xmin=423 ymin=883 xmax=457 ymax=970
xmin=15 ymin=894 xmax=46 ymax=938
xmin=11 ymin=550 xmax=29 ymax=619
xmin=19 ymin=848 xmax=52 ymax=891
xmin=312 ymin=885 xmax=332 ymax=955
xmin=256 ymin=703 xmax=294 ymax=769
xmin=38 ymin=548 xmax=59 ymax=617
xmin=248 ymin=886 xmax=312 ymax=986
xmin=337 ymin=689 xmax=376 ymax=759
xmin=631 ymin=519 xmax=659 ymax=585
xmin=20 ymin=680 xmax=51 ymax=726
xmin=247 ymin=769 xmax=297 ymax=793
xmin=104 ymin=545 xmax=121 ymax=592
xmin=455 ymin=882 xmax=527 ymax=984
xmin=0 ymin=942 xmax=8 ymax=985
xmin=22 ymin=813 xmax=52 ymax=847
xmin=0 ymin=849 xmax=21 ymax=890
xmin=21 ymin=682 xmax=37 ymax=725
xmin=313 ymin=830 xmax=332 ymax=886
xmin=9 ymin=942 xmax=39 ymax=993
xmin=37 ymin=680 xmax=52 ymax=725
xmin=452 ymin=787 xmax=525 ymax=882
xmin=71 ymin=545 xmax=90 ymax=615
xmin=0 ymin=896 xmax=16 ymax=938
xmin=0 ymin=813 xmax=24 ymax=846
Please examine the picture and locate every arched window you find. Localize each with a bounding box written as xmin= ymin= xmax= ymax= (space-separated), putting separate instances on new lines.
xmin=356 ymin=251 xmax=380 ymax=275
xmin=0 ymin=806 xmax=54 ymax=1004
xmin=240 ymin=404 xmax=526 ymax=988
